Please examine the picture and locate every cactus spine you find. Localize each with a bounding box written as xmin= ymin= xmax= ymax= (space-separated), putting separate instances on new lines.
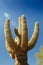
xmin=4 ymin=15 xmax=39 ymax=65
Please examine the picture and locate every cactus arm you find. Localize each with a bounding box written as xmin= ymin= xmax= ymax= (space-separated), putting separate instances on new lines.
xmin=19 ymin=15 xmax=28 ymax=51
xmin=28 ymin=22 xmax=39 ymax=50
xmin=14 ymin=28 xmax=21 ymax=46
xmin=14 ymin=17 xmax=21 ymax=46
xmin=4 ymin=19 xmax=18 ymax=52
xmin=18 ymin=17 xmax=21 ymax=34
xmin=14 ymin=28 xmax=21 ymax=38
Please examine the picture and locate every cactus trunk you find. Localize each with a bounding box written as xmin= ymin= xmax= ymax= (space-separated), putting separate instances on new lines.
xmin=15 ymin=54 xmax=28 ymax=65
xmin=15 ymin=48 xmax=28 ymax=65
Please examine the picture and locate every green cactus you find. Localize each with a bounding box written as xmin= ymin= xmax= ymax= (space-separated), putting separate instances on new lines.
xmin=4 ymin=15 xmax=39 ymax=65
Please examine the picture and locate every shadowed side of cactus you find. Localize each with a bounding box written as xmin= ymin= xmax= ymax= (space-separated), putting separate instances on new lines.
xmin=4 ymin=15 xmax=39 ymax=65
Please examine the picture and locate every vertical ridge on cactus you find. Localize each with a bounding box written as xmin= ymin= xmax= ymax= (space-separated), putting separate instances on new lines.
xmin=4 ymin=15 xmax=39 ymax=65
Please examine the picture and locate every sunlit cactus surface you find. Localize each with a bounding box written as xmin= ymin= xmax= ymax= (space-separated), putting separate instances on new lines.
xmin=4 ymin=15 xmax=39 ymax=65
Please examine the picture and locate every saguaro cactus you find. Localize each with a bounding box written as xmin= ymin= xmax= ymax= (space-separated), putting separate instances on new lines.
xmin=4 ymin=15 xmax=39 ymax=65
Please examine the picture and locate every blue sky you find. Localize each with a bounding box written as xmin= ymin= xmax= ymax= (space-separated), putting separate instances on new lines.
xmin=0 ymin=0 xmax=43 ymax=65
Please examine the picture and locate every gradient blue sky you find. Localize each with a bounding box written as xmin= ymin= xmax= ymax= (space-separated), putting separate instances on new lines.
xmin=0 ymin=0 xmax=43 ymax=65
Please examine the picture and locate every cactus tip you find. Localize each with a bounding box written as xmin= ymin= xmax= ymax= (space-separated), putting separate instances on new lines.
xmin=35 ymin=21 xmax=39 ymax=27
xmin=21 ymin=15 xmax=26 ymax=18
